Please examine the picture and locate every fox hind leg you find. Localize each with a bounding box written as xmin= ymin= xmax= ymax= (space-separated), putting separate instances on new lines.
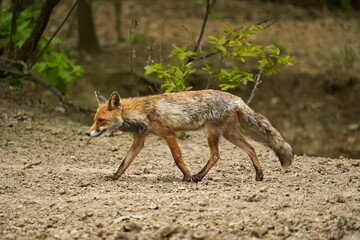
xmin=223 ymin=122 xmax=263 ymax=181
xmin=192 ymin=125 xmax=221 ymax=182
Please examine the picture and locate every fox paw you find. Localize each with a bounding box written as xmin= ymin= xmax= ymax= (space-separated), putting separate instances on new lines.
xmin=191 ymin=174 xmax=203 ymax=183
xmin=182 ymin=175 xmax=192 ymax=182
xmin=104 ymin=174 xmax=119 ymax=181
xmin=255 ymin=171 xmax=264 ymax=181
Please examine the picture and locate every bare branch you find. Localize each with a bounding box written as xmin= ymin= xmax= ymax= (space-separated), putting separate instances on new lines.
xmin=247 ymin=68 xmax=263 ymax=105
xmin=193 ymin=0 xmax=216 ymax=53
xmin=129 ymin=14 xmax=140 ymax=96
xmin=183 ymin=24 xmax=211 ymax=89
xmin=159 ymin=16 xmax=168 ymax=65
xmin=183 ymin=25 xmax=207 ymax=64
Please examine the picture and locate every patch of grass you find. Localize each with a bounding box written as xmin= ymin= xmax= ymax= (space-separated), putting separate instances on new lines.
xmin=212 ymin=13 xmax=223 ymax=21
xmin=317 ymin=106 xmax=329 ymax=123
xmin=271 ymin=31 xmax=287 ymax=54
xmin=236 ymin=18 xmax=247 ymax=25
xmin=327 ymin=45 xmax=357 ymax=69
xmin=131 ymin=33 xmax=147 ymax=44
xmin=342 ymin=45 xmax=357 ymax=65
xmin=6 ymin=77 xmax=23 ymax=91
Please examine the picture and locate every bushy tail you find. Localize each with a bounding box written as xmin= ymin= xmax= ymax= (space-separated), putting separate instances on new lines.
xmin=237 ymin=105 xmax=293 ymax=171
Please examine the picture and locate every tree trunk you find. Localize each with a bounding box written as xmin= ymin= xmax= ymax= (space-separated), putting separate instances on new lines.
xmin=77 ymin=0 xmax=100 ymax=53
xmin=19 ymin=0 xmax=35 ymax=11
xmin=114 ymin=0 xmax=124 ymax=42
xmin=16 ymin=0 xmax=60 ymax=64
xmin=351 ymin=0 xmax=360 ymax=10
xmin=8 ymin=0 xmax=22 ymax=59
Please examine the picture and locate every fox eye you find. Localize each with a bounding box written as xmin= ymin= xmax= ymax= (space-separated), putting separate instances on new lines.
xmin=97 ymin=119 xmax=104 ymax=124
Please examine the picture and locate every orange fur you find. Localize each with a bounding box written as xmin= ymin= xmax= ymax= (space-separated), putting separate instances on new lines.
xmin=87 ymin=90 xmax=293 ymax=182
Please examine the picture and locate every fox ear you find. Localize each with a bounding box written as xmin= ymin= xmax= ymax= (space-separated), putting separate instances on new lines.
xmin=107 ymin=91 xmax=122 ymax=110
xmin=95 ymin=91 xmax=107 ymax=105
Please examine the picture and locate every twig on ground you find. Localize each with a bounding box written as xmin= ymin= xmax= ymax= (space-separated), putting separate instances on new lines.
xmin=113 ymin=215 xmax=146 ymax=224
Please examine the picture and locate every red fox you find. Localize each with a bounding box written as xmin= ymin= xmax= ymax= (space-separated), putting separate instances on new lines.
xmin=87 ymin=90 xmax=293 ymax=182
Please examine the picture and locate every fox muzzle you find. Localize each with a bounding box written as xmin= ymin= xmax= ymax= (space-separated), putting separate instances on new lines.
xmin=87 ymin=126 xmax=108 ymax=137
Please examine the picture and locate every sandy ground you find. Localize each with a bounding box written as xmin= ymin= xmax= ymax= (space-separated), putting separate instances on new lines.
xmin=0 ymin=84 xmax=359 ymax=240
xmin=1 ymin=1 xmax=360 ymax=239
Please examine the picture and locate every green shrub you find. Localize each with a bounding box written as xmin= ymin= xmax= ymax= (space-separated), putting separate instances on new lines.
xmin=0 ymin=3 xmax=84 ymax=93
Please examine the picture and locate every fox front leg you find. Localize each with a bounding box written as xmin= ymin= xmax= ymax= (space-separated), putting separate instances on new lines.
xmin=163 ymin=133 xmax=192 ymax=182
xmin=104 ymin=134 xmax=148 ymax=181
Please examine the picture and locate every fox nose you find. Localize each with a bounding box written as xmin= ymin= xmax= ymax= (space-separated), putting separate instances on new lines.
xmin=86 ymin=132 xmax=90 ymax=136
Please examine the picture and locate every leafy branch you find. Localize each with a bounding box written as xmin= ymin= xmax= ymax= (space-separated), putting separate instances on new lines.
xmin=208 ymin=25 xmax=295 ymax=91
xmin=144 ymin=44 xmax=197 ymax=92
xmin=144 ymin=24 xmax=295 ymax=100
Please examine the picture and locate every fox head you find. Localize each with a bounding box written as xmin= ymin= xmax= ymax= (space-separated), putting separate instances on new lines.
xmin=86 ymin=91 xmax=124 ymax=137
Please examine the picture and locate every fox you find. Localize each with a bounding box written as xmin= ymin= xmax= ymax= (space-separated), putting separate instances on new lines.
xmin=87 ymin=89 xmax=293 ymax=182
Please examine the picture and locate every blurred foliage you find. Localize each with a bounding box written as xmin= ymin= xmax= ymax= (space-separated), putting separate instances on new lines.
xmin=0 ymin=4 xmax=40 ymax=49
xmin=212 ymin=13 xmax=223 ymax=21
xmin=130 ymin=33 xmax=147 ymax=44
xmin=271 ymin=31 xmax=287 ymax=54
xmin=327 ymin=45 xmax=357 ymax=69
xmin=0 ymin=3 xmax=84 ymax=93
xmin=342 ymin=45 xmax=357 ymax=64
xmin=34 ymin=37 xmax=84 ymax=93
xmin=328 ymin=0 xmax=355 ymax=11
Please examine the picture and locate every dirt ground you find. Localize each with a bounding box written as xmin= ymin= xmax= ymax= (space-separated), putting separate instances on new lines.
xmin=1 ymin=82 xmax=359 ymax=239
xmin=1 ymin=1 xmax=360 ymax=239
